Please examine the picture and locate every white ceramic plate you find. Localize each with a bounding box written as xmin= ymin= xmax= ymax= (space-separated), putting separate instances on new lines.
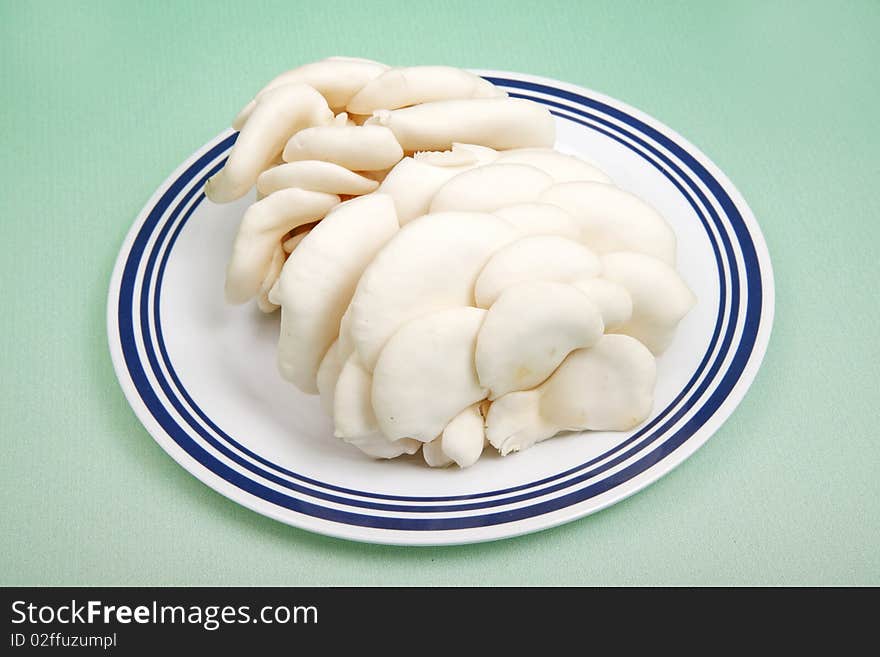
xmin=107 ymin=70 xmax=774 ymax=545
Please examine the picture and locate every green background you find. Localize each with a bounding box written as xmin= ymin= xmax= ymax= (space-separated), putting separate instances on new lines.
xmin=2 ymin=0 xmax=878 ymax=586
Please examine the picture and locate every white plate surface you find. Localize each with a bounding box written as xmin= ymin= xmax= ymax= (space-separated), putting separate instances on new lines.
xmin=107 ymin=71 xmax=774 ymax=545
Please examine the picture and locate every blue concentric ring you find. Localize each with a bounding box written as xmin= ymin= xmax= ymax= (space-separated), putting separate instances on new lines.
xmin=115 ymin=78 xmax=762 ymax=530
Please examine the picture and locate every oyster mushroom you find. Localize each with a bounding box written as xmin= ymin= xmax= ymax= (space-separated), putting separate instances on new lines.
xmin=206 ymin=83 xmax=334 ymax=202
xmin=428 ymin=163 xmax=553 ymax=213
xmin=475 ymin=281 xmax=605 ymax=399
xmin=347 ymin=211 xmax=516 ymax=370
xmin=282 ymin=124 xmax=404 ymax=171
xmin=599 ymin=252 xmax=697 ymax=354
xmin=257 ymin=160 xmax=379 ymax=197
xmin=232 ymin=57 xmax=389 ymax=129
xmin=276 ymin=193 xmax=398 ymax=392
xmin=225 ymin=188 xmax=339 ymax=304
xmin=541 ymin=181 xmax=677 ymax=265
xmin=486 ymin=335 xmax=657 ymax=455
xmin=366 ymin=97 xmax=555 ymax=151
xmin=371 ymin=307 xmax=487 ymax=442
xmin=334 ymin=353 xmax=421 ymax=459
xmin=347 ymin=65 xmax=504 ymax=115
xmin=496 ymin=147 xmax=612 ymax=184
xmin=441 ymin=403 xmax=488 ymax=469
xmin=473 ymin=234 xmax=601 ymax=308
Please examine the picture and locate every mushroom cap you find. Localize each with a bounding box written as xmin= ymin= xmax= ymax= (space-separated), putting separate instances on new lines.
xmin=599 ymin=252 xmax=697 ymax=354
xmin=441 ymin=403 xmax=487 ymax=468
xmin=540 ymin=334 xmax=656 ymax=431
xmin=347 ymin=211 xmax=517 ymax=370
xmin=347 ymin=65 xmax=504 ymax=115
xmin=474 ymin=234 xmax=601 ymax=308
xmin=371 ymin=307 xmax=488 ymax=442
xmin=428 ymin=163 xmax=553 ymax=213
xmin=333 ymin=353 xmax=421 ymax=459
xmin=486 ymin=334 xmax=657 ymax=455
xmin=367 ymin=97 xmax=555 ymax=152
xmin=276 ymin=193 xmax=398 ymax=393
xmin=233 ymin=57 xmax=389 ymax=128
xmin=225 ymin=188 xmax=339 ymax=305
xmin=208 ymin=83 xmax=334 ymax=202
xmin=282 ymin=124 xmax=404 ymax=171
xmin=540 ymin=181 xmax=677 ymax=265
xmin=496 ymin=147 xmax=612 ymax=184
xmin=257 ymin=160 xmax=379 ymax=197
xmin=475 ymin=281 xmax=605 ymax=399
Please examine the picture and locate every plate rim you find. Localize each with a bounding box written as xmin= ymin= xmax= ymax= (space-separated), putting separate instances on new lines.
xmin=107 ymin=69 xmax=775 ymax=546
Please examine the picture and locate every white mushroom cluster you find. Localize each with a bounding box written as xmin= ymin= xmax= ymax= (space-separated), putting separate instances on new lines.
xmin=207 ymin=58 xmax=696 ymax=468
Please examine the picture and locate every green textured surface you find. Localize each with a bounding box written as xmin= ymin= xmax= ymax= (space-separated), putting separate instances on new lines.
xmin=2 ymin=0 xmax=878 ymax=586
